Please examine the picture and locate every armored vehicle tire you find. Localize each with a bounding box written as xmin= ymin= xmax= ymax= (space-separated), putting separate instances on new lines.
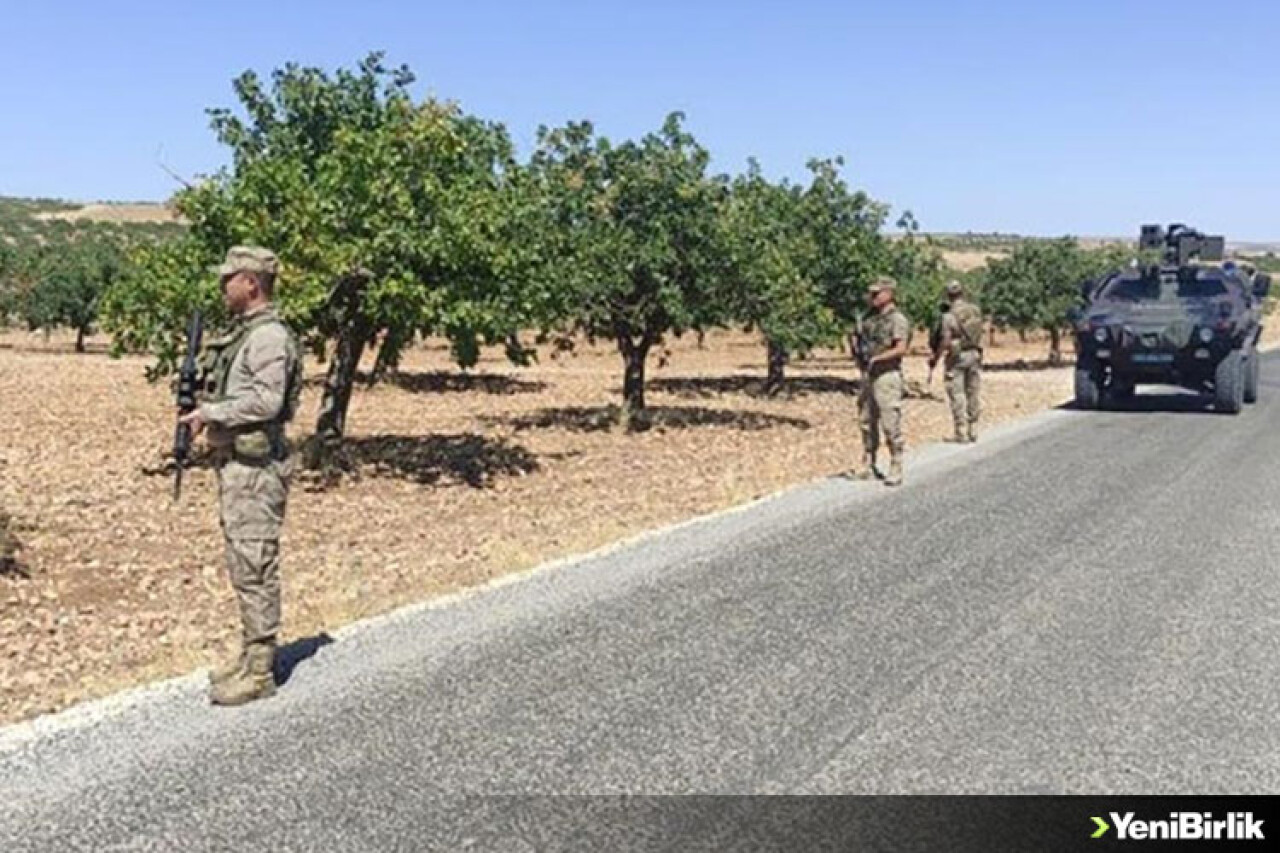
xmin=1110 ymin=377 xmax=1136 ymax=400
xmin=1074 ymin=367 xmax=1100 ymax=410
xmin=1214 ymin=349 xmax=1244 ymax=414
xmin=1244 ymin=347 xmax=1260 ymax=404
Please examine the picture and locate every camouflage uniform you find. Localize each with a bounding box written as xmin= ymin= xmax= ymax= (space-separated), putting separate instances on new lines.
xmin=199 ymin=247 xmax=301 ymax=706
xmin=939 ymin=290 xmax=984 ymax=442
xmin=857 ymin=282 xmax=910 ymax=485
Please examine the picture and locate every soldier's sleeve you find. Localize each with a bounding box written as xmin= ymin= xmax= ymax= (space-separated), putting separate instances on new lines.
xmin=891 ymin=312 xmax=910 ymax=343
xmin=940 ymin=312 xmax=959 ymax=338
xmin=199 ymin=324 xmax=290 ymax=428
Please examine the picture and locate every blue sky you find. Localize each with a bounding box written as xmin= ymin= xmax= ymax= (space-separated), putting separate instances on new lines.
xmin=2 ymin=0 xmax=1276 ymax=239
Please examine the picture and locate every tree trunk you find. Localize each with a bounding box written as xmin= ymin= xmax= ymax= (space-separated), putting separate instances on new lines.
xmin=1018 ymin=329 xmax=1028 ymax=343
xmin=1048 ymin=326 xmax=1063 ymax=366
xmin=311 ymin=326 xmax=370 ymax=467
xmin=764 ymin=337 xmax=787 ymax=396
xmin=368 ymin=328 xmax=406 ymax=386
xmin=988 ymin=326 xmax=998 ymax=347
xmin=616 ymin=328 xmax=654 ymax=427
xmin=75 ymin=326 xmax=86 ymax=353
xmin=308 ymin=272 xmax=374 ymax=469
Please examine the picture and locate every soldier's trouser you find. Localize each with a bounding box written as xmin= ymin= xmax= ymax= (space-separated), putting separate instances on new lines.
xmin=858 ymin=369 xmax=905 ymax=457
xmin=946 ymin=349 xmax=982 ymax=433
xmin=217 ymin=456 xmax=290 ymax=644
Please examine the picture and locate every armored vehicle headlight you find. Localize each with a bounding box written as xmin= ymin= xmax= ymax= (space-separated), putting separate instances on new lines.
xmin=1198 ymin=327 xmax=1214 ymax=344
xmin=1093 ymin=327 xmax=1108 ymax=343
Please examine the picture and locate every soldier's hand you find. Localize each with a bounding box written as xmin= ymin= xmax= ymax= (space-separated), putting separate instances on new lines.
xmin=178 ymin=409 xmax=206 ymax=436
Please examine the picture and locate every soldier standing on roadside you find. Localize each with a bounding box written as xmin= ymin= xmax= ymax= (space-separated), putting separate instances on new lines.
xmin=855 ymin=277 xmax=911 ymax=486
xmin=929 ymin=279 xmax=984 ymax=443
xmin=177 ymin=246 xmax=301 ymax=707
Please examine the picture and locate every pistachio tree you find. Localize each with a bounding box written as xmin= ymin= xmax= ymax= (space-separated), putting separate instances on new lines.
xmin=101 ymin=53 xmax=536 ymax=463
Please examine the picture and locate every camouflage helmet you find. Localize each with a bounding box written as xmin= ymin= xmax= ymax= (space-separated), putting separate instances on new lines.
xmin=868 ymin=276 xmax=897 ymax=296
xmin=945 ymin=279 xmax=964 ymax=297
xmin=215 ymin=246 xmax=279 ymax=281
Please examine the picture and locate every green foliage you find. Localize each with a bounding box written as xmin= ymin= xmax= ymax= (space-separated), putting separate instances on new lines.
xmin=179 ymin=52 xmax=527 ymax=356
xmin=715 ymin=154 xmax=896 ymax=390
xmin=721 ymin=160 xmax=832 ymax=358
xmin=1246 ymin=252 xmax=1280 ymax=274
xmin=530 ymin=112 xmax=731 ymax=413
xmin=885 ymin=214 xmax=948 ymax=337
xmin=0 ymin=199 xmax=184 ymax=338
xmin=23 ymin=233 xmax=125 ymax=348
xmin=928 ymin=232 xmax=1040 ymax=252
xmin=0 ymin=243 xmax=20 ymax=325
xmin=983 ymin=238 xmax=1138 ymax=360
xmin=102 ymin=53 xmax=542 ymax=452
xmin=794 ymin=158 xmax=890 ymax=327
xmin=984 ymin=238 xmax=1076 ymax=335
xmin=100 ymin=236 xmax=220 ymax=375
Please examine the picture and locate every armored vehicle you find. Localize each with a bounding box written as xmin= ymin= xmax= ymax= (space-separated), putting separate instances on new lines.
xmin=1072 ymin=224 xmax=1271 ymax=413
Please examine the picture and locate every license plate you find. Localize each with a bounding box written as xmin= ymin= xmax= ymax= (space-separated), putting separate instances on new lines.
xmin=1132 ymin=353 xmax=1174 ymax=364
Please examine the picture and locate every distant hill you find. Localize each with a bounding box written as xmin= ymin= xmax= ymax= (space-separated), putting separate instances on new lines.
xmin=31 ymin=200 xmax=181 ymax=225
xmin=0 ymin=197 xmax=185 ymax=248
xmin=923 ymin=231 xmax=1280 ymax=270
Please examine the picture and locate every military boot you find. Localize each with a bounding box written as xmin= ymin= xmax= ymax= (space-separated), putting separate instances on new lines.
xmin=855 ymin=451 xmax=877 ymax=480
xmin=210 ymin=639 xmax=277 ymax=706
xmin=884 ymin=455 xmax=904 ymax=487
xmin=966 ymin=425 xmax=979 ymax=443
xmin=208 ymin=645 xmax=246 ymax=688
xmin=947 ymin=428 xmax=967 ymax=444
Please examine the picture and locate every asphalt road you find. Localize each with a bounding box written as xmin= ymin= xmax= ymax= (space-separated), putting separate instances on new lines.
xmin=4 ymin=357 xmax=1280 ymax=850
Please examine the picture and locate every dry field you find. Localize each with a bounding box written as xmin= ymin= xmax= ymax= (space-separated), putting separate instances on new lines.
xmin=940 ymin=249 xmax=1006 ymax=271
xmin=2 ymin=323 xmax=1277 ymax=725
xmin=33 ymin=202 xmax=182 ymax=224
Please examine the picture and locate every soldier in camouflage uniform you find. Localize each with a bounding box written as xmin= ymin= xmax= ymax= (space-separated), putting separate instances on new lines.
xmin=178 ymin=246 xmax=301 ymax=706
xmin=928 ymin=280 xmax=984 ymax=443
xmin=855 ymin=277 xmax=911 ymax=486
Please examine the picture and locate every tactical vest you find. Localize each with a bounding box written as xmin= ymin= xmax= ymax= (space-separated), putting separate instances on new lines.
xmin=864 ymin=309 xmax=910 ymax=371
xmin=199 ymin=310 xmax=302 ymax=459
xmin=951 ymin=301 xmax=984 ymax=352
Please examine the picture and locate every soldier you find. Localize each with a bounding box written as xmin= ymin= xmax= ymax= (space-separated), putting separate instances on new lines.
xmin=854 ymin=276 xmax=911 ymax=486
xmin=177 ymin=246 xmax=301 ymax=706
xmin=929 ymin=280 xmax=984 ymax=443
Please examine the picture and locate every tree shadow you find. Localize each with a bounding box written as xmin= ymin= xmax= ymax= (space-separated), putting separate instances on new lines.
xmin=303 ymin=433 xmax=540 ymax=488
xmin=984 ymin=358 xmax=1074 ymax=372
xmin=736 ymin=358 xmax=851 ymax=373
xmin=0 ymin=550 xmax=27 ymax=580
xmin=0 ymin=510 xmax=27 ymax=579
xmin=140 ymin=447 xmax=218 ymax=479
xmin=274 ymin=632 xmax=335 ymax=687
xmin=643 ymin=375 xmax=857 ymax=399
xmin=304 ymin=371 xmax=547 ymax=395
xmin=0 ymin=339 xmax=112 ymax=355
xmin=487 ymin=405 xmax=811 ymax=433
xmin=1059 ymin=390 xmax=1221 ymax=415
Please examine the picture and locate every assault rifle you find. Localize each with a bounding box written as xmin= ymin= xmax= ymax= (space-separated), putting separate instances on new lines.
xmin=851 ymin=313 xmax=873 ymax=373
xmin=173 ymin=310 xmax=203 ymax=501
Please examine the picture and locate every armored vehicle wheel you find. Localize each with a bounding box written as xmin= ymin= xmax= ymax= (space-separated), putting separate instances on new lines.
xmin=1074 ymin=366 xmax=1100 ymax=409
xmin=1243 ymin=347 xmax=1260 ymax=404
xmin=1109 ymin=377 xmax=1136 ymax=401
xmin=1214 ymin=349 xmax=1244 ymax=414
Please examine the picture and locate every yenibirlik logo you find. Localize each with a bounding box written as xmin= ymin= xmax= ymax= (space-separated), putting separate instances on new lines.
xmin=1091 ymin=812 xmax=1265 ymax=841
